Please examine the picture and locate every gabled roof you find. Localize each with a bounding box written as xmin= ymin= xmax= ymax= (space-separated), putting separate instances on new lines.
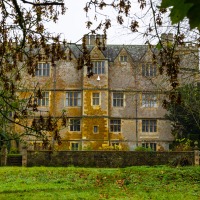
xmin=66 ymin=44 xmax=149 ymax=62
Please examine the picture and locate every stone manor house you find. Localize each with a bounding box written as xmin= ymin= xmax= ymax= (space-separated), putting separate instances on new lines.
xmin=15 ymin=34 xmax=199 ymax=151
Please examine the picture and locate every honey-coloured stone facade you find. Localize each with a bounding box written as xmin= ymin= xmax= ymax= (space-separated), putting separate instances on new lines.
xmin=16 ymin=35 xmax=199 ymax=151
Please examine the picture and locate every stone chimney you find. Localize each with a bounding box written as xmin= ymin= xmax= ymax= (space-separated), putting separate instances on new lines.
xmin=85 ymin=34 xmax=107 ymax=46
xmin=168 ymin=33 xmax=173 ymax=42
xmin=161 ymin=33 xmax=173 ymax=43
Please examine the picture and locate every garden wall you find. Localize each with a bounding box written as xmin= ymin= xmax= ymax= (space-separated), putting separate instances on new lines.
xmin=27 ymin=151 xmax=195 ymax=167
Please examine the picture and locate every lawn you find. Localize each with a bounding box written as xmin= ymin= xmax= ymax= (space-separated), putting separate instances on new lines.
xmin=0 ymin=166 xmax=199 ymax=200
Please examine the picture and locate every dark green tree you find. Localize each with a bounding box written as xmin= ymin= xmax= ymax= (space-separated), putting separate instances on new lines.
xmin=165 ymin=84 xmax=200 ymax=141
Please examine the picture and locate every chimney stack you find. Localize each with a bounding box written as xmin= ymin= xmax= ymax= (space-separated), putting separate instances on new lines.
xmin=84 ymin=34 xmax=107 ymax=46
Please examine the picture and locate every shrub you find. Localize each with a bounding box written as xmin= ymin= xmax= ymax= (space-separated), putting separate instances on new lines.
xmin=172 ymin=138 xmax=193 ymax=151
xmin=134 ymin=146 xmax=153 ymax=152
xmin=169 ymin=156 xmax=193 ymax=167
xmin=9 ymin=147 xmax=19 ymax=154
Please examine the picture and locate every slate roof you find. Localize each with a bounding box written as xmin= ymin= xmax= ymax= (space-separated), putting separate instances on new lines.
xmin=67 ymin=43 xmax=149 ymax=62
xmin=103 ymin=45 xmax=148 ymax=62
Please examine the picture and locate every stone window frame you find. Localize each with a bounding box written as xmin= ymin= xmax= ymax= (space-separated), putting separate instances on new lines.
xmin=92 ymin=92 xmax=100 ymax=106
xmin=66 ymin=91 xmax=81 ymax=107
xmin=92 ymin=61 xmax=105 ymax=74
xmin=70 ymin=142 xmax=79 ymax=151
xmin=142 ymin=63 xmax=157 ymax=77
xmin=141 ymin=93 xmax=157 ymax=108
xmin=142 ymin=142 xmax=157 ymax=151
xmin=142 ymin=119 xmax=157 ymax=132
xmin=69 ymin=119 xmax=81 ymax=132
xmin=35 ymin=62 xmax=50 ymax=77
xmin=112 ymin=92 xmax=124 ymax=107
xmin=110 ymin=119 xmax=121 ymax=133
xmin=37 ymin=91 xmax=49 ymax=107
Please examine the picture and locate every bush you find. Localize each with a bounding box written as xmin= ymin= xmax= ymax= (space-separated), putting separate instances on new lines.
xmin=169 ymin=156 xmax=193 ymax=167
xmin=9 ymin=147 xmax=19 ymax=154
xmin=172 ymin=138 xmax=193 ymax=151
xmin=135 ymin=146 xmax=153 ymax=152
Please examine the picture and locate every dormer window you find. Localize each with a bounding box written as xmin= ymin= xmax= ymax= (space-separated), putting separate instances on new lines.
xmin=120 ymin=56 xmax=127 ymax=62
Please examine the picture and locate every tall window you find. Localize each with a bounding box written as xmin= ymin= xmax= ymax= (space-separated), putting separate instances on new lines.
xmin=70 ymin=119 xmax=81 ymax=131
xmin=142 ymin=94 xmax=157 ymax=107
xmin=120 ymin=56 xmax=127 ymax=62
xmin=142 ymin=143 xmax=157 ymax=151
xmin=142 ymin=64 xmax=156 ymax=77
xmin=66 ymin=92 xmax=81 ymax=107
xmin=92 ymin=61 xmax=105 ymax=74
xmin=93 ymin=126 xmax=99 ymax=133
xmin=71 ymin=142 xmax=79 ymax=151
xmin=38 ymin=92 xmax=49 ymax=106
xmin=110 ymin=119 xmax=121 ymax=132
xmin=92 ymin=93 xmax=100 ymax=105
xmin=142 ymin=120 xmax=157 ymax=132
xmin=35 ymin=63 xmax=50 ymax=76
xmin=113 ymin=93 xmax=124 ymax=107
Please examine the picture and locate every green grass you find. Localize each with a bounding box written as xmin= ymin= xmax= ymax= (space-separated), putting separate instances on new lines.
xmin=0 ymin=166 xmax=200 ymax=200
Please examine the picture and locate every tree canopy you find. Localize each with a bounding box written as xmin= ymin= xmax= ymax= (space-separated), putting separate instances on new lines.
xmin=165 ymin=84 xmax=200 ymax=141
xmin=160 ymin=0 xmax=200 ymax=30
xmin=0 ymin=0 xmax=200 ymax=148
xmin=0 ymin=0 xmax=67 ymax=146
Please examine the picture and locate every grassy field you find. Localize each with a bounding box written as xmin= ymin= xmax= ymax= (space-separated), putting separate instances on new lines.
xmin=0 ymin=166 xmax=199 ymax=200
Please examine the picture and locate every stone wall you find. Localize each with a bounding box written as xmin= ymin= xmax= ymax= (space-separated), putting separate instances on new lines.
xmin=27 ymin=150 xmax=195 ymax=167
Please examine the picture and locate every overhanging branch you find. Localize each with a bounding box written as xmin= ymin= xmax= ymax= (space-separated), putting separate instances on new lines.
xmin=20 ymin=0 xmax=64 ymax=6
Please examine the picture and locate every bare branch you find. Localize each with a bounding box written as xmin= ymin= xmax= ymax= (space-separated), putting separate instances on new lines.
xmin=20 ymin=0 xmax=64 ymax=6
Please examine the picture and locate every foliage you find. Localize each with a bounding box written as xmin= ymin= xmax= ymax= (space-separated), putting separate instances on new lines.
xmin=160 ymin=0 xmax=200 ymax=29
xmin=9 ymin=147 xmax=19 ymax=154
xmin=134 ymin=146 xmax=153 ymax=152
xmin=169 ymin=155 xmax=193 ymax=167
xmin=98 ymin=144 xmax=129 ymax=151
xmin=0 ymin=166 xmax=200 ymax=199
xmin=0 ymin=0 xmax=68 ymax=145
xmin=165 ymin=84 xmax=200 ymax=141
xmin=84 ymin=0 xmax=199 ymax=102
xmin=171 ymin=138 xmax=193 ymax=151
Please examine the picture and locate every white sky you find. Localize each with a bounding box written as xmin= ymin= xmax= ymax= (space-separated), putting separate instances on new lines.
xmin=47 ymin=0 xmax=147 ymax=45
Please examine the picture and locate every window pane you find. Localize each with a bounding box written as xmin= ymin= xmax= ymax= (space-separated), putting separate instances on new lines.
xmin=71 ymin=143 xmax=79 ymax=151
xmin=66 ymin=92 xmax=81 ymax=107
xmin=110 ymin=119 xmax=121 ymax=132
xmin=142 ymin=94 xmax=157 ymax=108
xmin=37 ymin=92 xmax=49 ymax=106
xmin=70 ymin=119 xmax=80 ymax=131
xmin=142 ymin=120 xmax=157 ymax=132
xmin=113 ymin=93 xmax=123 ymax=107
xmin=92 ymin=61 xmax=105 ymax=74
xmin=93 ymin=93 xmax=100 ymax=105
xmin=142 ymin=64 xmax=157 ymax=77
xmin=94 ymin=126 xmax=98 ymax=133
xmin=35 ymin=63 xmax=50 ymax=77
xmin=102 ymin=62 xmax=105 ymax=74
xmin=77 ymin=99 xmax=81 ymax=106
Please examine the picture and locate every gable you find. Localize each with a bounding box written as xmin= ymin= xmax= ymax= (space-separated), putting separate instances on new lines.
xmin=114 ymin=47 xmax=130 ymax=63
xmin=90 ymin=46 xmax=106 ymax=60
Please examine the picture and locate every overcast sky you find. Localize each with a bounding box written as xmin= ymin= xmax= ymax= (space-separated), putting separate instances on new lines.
xmin=47 ymin=0 xmax=146 ymax=45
